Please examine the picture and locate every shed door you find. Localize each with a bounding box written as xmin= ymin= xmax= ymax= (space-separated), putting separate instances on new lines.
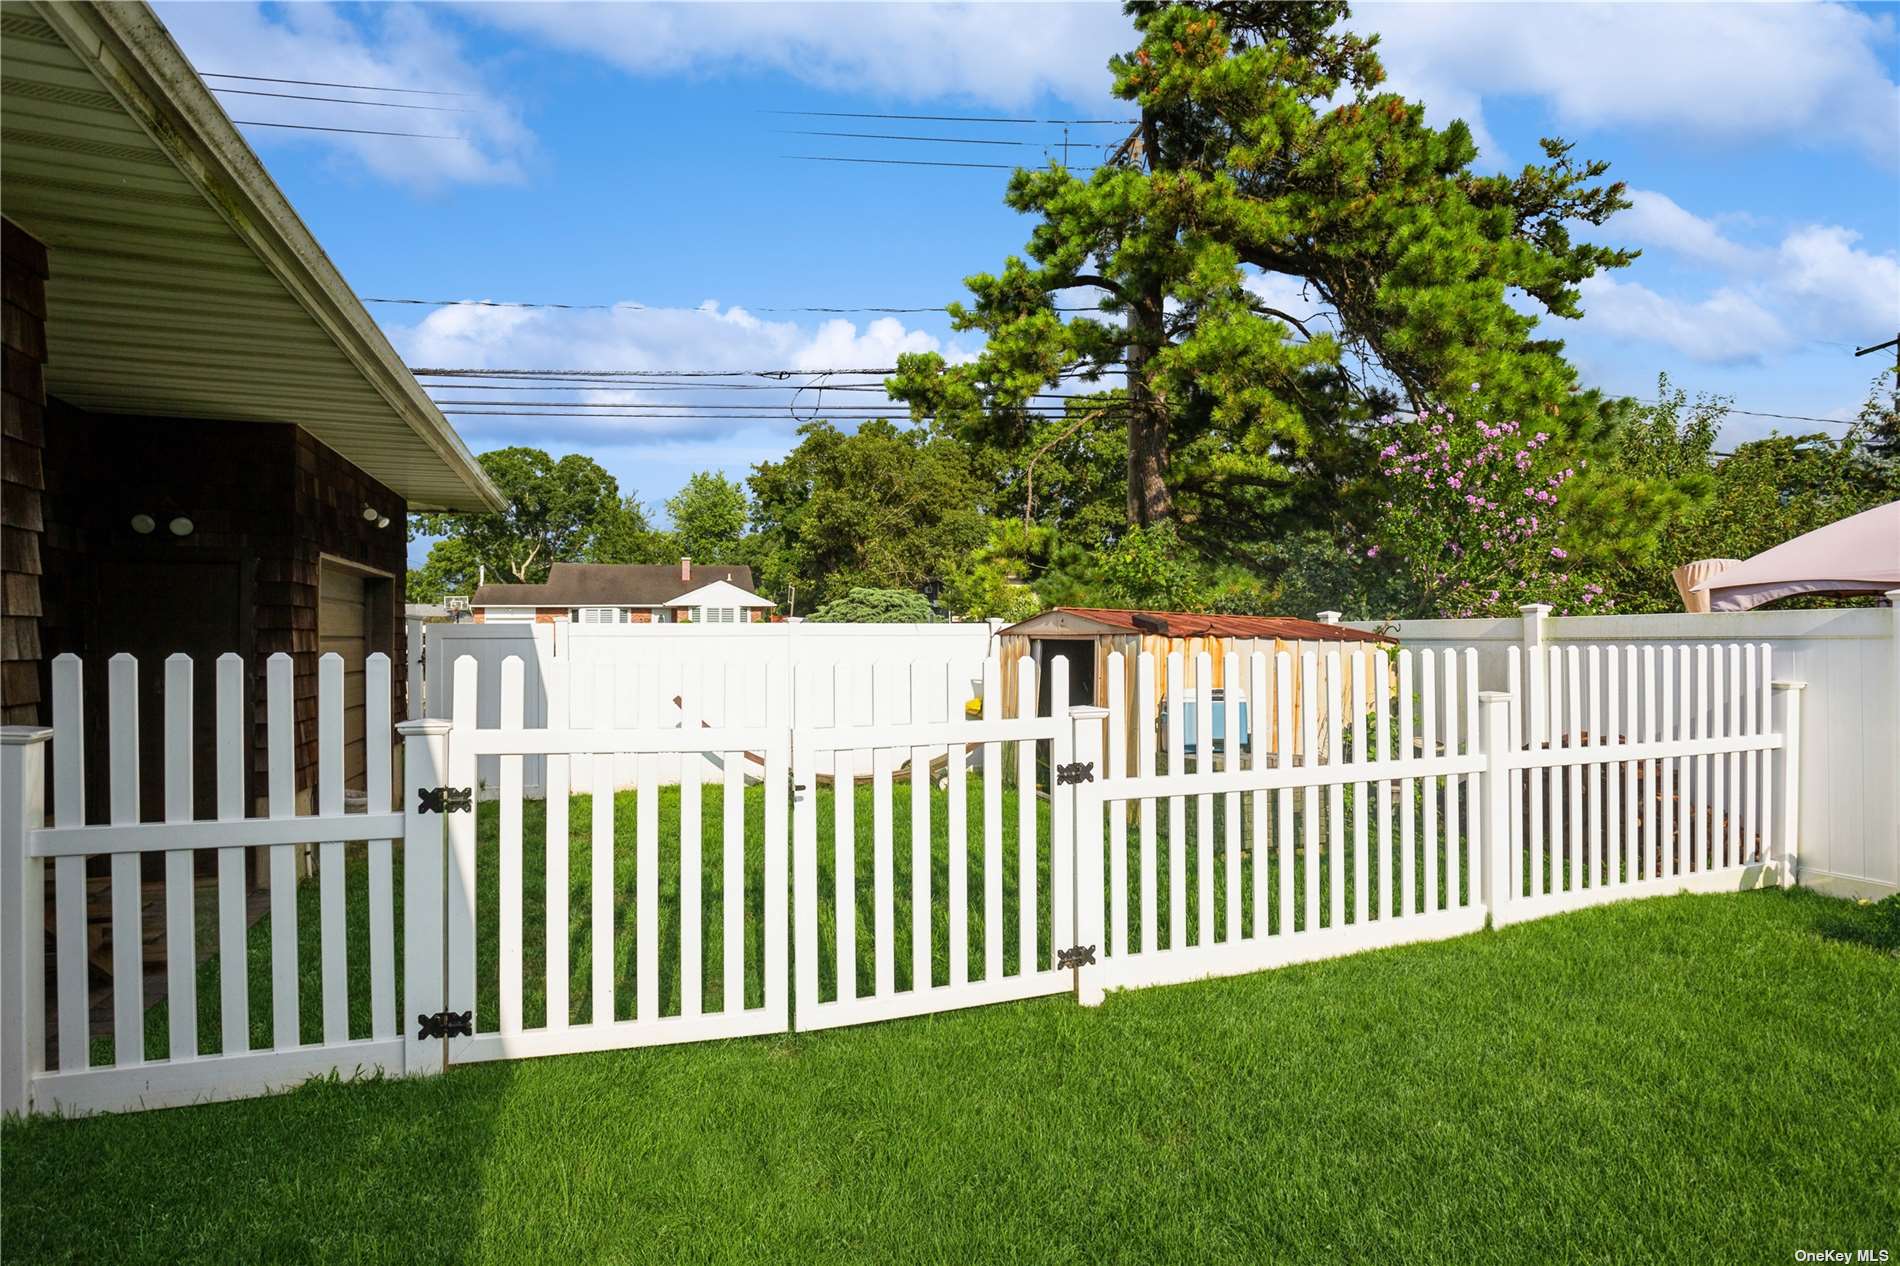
xmin=318 ymin=561 xmax=371 ymax=789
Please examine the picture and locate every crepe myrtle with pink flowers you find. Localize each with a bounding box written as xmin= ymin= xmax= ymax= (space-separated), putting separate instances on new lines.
xmin=1365 ymin=394 xmax=1609 ymax=618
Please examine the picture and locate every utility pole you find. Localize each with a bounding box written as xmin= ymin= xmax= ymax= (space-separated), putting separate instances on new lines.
xmin=1855 ymin=332 xmax=1899 ymax=374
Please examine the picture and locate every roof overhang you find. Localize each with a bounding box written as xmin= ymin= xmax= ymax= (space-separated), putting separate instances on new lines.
xmin=0 ymin=0 xmax=502 ymax=512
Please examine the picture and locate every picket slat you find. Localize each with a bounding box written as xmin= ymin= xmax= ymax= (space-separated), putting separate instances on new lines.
xmin=51 ymin=657 xmax=87 ymax=1072
xmin=1759 ymin=645 xmax=1775 ymax=873
xmin=1726 ymin=645 xmax=1743 ymax=868
xmin=981 ymin=657 xmax=1004 ymax=981
xmin=1439 ymin=650 xmax=1458 ymax=910
xmin=498 ymin=656 xmax=525 ymax=1034
xmin=1586 ymin=647 xmax=1603 ymax=889
xmin=1138 ymin=652 xmax=1158 ymax=954
xmin=1325 ymin=651 xmax=1345 ymax=930
xmin=945 ymin=662 xmax=969 ymax=988
xmin=543 ymin=660 xmax=571 ymax=1030
xmin=791 ymin=668 xmax=817 ymax=1020
xmin=1463 ymin=649 xmax=1481 ymax=904
xmin=635 ymin=733 xmax=659 ymax=1025
xmin=723 ymin=663 xmax=746 ymax=1014
xmin=107 ymin=656 xmax=145 ymax=1066
xmin=447 ymin=657 xmax=479 ymax=1033
xmin=1248 ymin=653 xmax=1269 ymax=938
xmin=266 ymin=653 xmax=298 ymax=1051
xmin=1526 ymin=645 xmax=1546 ymax=897
xmin=1107 ymin=651 xmax=1128 ymax=956
xmin=215 ymin=655 xmax=248 ymax=1056
xmin=1397 ymin=651 xmax=1416 ymax=918
xmin=591 ymin=665 xmax=616 ymax=1027
xmin=366 ymin=654 xmax=396 ymax=1040
xmin=834 ymin=663 xmax=859 ymax=1001
xmin=318 ymin=654 xmax=348 ymax=1046
xmin=1015 ymin=658 xmax=1038 ymax=973
xmin=1506 ymin=648 xmax=1524 ymax=898
xmin=1351 ymin=653 xmax=1368 ymax=926
xmin=1421 ymin=650 xmax=1439 ymax=913
xmin=910 ymin=665 xmax=933 ymax=989
xmin=1643 ymin=647 xmax=1659 ymax=881
xmin=1166 ymin=651 xmax=1186 ymax=949
xmin=162 ymin=655 xmax=197 ymax=1061
xmin=1300 ymin=651 xmax=1320 ymax=933
xmin=679 ymin=665 xmax=703 ymax=1019
xmin=1564 ymin=647 xmax=1582 ymax=892
xmin=1194 ymin=652 xmax=1215 ymax=947
xmin=874 ymin=663 xmax=897 ymax=997
xmin=1375 ymin=649 xmax=1393 ymax=918
xmin=1222 ymin=652 xmax=1241 ymax=945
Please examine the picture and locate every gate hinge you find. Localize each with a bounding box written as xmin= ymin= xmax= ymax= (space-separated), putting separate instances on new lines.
xmin=1055 ymin=761 xmax=1094 ymax=786
xmin=1057 ymin=944 xmax=1096 ymax=970
xmin=417 ymin=1010 xmax=473 ymax=1041
xmin=417 ymin=786 xmax=473 ymax=814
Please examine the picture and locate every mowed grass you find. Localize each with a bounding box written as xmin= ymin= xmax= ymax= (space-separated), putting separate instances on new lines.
xmin=6 ymin=867 xmax=1896 ymax=1260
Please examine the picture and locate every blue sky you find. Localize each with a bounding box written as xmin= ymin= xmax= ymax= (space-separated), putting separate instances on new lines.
xmin=150 ymin=3 xmax=1900 ymax=562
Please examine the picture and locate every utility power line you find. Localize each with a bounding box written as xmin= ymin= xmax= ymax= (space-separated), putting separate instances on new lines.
xmin=233 ymin=119 xmax=464 ymax=140
xmin=201 ymin=71 xmax=469 ymax=98
xmin=773 ymin=129 xmax=1035 ymax=147
xmin=765 ymin=108 xmax=1135 ymax=126
xmin=369 ymin=296 xmax=1113 ymax=314
xmin=211 ymin=86 xmax=469 ymax=113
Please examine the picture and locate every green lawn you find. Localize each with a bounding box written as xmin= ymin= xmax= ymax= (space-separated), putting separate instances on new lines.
xmin=8 ymin=857 xmax=1896 ymax=1261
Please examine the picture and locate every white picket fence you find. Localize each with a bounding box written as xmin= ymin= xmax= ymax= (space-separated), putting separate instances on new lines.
xmin=1 ymin=652 xmax=402 ymax=1114
xmin=0 ymin=640 xmax=1803 ymax=1117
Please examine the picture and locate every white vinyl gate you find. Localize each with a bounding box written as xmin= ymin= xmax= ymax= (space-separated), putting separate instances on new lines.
xmin=1 ymin=642 xmax=1804 ymax=1116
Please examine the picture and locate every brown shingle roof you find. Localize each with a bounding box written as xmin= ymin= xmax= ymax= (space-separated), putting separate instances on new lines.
xmin=1002 ymin=607 xmax=1389 ymax=643
xmin=472 ymin=562 xmax=758 ymax=608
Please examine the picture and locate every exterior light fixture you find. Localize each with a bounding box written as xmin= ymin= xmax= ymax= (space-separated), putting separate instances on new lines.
xmin=129 ymin=513 xmax=156 ymax=534
xmin=361 ymin=504 xmax=378 ymax=522
xmin=168 ymin=516 xmax=194 ymax=537
xmin=376 ymin=515 xmax=390 ymax=529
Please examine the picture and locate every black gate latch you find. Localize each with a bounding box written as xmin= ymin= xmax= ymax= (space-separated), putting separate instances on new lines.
xmin=417 ymin=1010 xmax=473 ymax=1041
xmin=418 ymin=786 xmax=473 ymax=814
xmin=1057 ymin=944 xmax=1096 ymax=970
xmin=1055 ymin=761 xmax=1094 ymax=786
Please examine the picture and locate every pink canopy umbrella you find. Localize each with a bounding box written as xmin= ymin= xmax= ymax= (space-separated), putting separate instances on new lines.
xmin=1691 ymin=500 xmax=1900 ymax=612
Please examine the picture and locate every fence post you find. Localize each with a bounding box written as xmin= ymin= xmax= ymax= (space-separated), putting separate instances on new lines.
xmin=1316 ymin=610 xmax=1342 ymax=625
xmin=397 ymin=717 xmax=453 ymax=1076
xmin=1 ymin=726 xmax=52 ymax=1116
xmin=1477 ymin=693 xmax=1512 ymax=927
xmin=1069 ymin=705 xmax=1110 ymax=1007
xmin=1772 ymin=680 xmax=1805 ymax=889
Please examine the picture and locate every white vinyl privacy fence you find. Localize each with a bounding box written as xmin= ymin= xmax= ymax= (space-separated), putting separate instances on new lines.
xmin=1 ymin=638 xmax=1809 ymax=1117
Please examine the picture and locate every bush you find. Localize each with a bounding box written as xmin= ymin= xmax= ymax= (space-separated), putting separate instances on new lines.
xmin=807 ymin=587 xmax=936 ymax=623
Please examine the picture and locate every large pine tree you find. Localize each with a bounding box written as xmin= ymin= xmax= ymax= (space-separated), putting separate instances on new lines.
xmin=889 ymin=1 xmax=1635 ymax=551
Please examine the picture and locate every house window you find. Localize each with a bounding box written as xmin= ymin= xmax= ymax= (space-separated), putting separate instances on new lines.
xmin=694 ymin=606 xmax=736 ymax=624
xmin=576 ymin=607 xmax=625 ymax=624
xmin=484 ymin=606 xmax=536 ymax=623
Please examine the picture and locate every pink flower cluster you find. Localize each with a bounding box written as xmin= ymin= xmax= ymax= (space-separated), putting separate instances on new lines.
xmin=1363 ymin=400 xmax=1606 ymax=617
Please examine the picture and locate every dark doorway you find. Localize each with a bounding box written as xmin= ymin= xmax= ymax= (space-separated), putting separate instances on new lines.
xmin=1033 ymin=637 xmax=1097 ymax=717
xmin=81 ymin=551 xmax=250 ymax=826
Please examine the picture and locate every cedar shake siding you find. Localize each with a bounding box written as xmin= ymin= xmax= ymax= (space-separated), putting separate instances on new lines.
xmin=1 ymin=218 xmax=48 ymax=726
xmin=40 ymin=403 xmax=406 ymax=820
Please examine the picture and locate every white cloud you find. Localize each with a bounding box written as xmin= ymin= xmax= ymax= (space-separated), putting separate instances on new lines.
xmin=1584 ymin=190 xmax=1900 ymax=361
xmin=393 ymin=300 xmax=968 ymax=451
xmin=465 ymin=1 xmax=1130 ymax=110
xmin=1576 ymin=275 xmax=1788 ymax=364
xmin=154 ymin=1 xmax=532 ymax=190
xmin=1356 ymin=2 xmax=1900 ymax=166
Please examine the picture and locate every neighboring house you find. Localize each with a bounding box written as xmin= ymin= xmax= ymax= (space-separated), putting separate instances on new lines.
xmin=470 ymin=560 xmax=775 ymax=625
xmin=0 ymin=0 xmax=503 ymax=819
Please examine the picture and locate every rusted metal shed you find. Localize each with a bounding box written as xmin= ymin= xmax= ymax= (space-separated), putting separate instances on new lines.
xmin=996 ymin=607 xmax=1395 ymax=770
